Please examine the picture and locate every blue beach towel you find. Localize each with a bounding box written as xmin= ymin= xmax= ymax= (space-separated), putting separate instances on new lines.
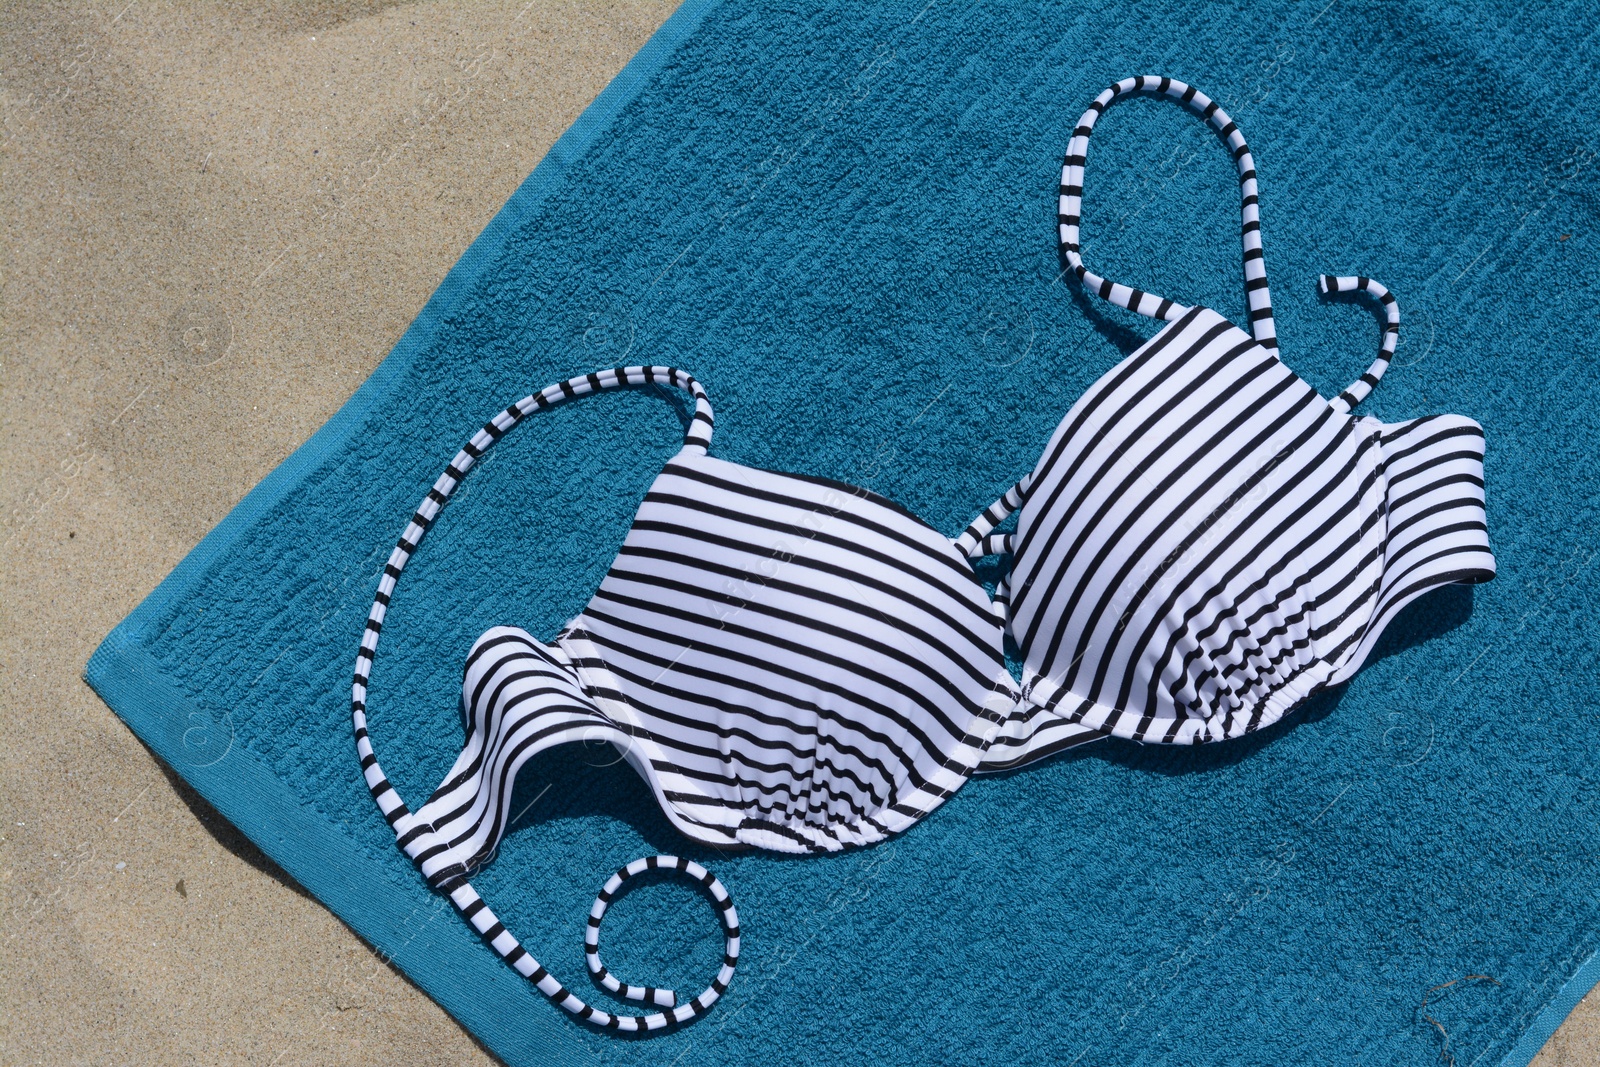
xmin=87 ymin=2 xmax=1600 ymax=1064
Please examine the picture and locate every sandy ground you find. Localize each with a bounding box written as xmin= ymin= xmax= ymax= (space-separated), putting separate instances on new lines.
xmin=1 ymin=2 xmax=1596 ymax=1064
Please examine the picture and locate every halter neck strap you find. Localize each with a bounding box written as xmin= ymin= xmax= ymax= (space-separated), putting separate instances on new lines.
xmin=1319 ymin=275 xmax=1399 ymax=413
xmin=1059 ymin=76 xmax=1278 ymax=350
xmin=351 ymin=365 xmax=738 ymax=1032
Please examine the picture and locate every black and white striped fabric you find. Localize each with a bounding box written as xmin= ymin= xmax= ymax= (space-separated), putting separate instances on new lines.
xmin=422 ymin=440 xmax=1028 ymax=857
xmin=554 ymin=449 xmax=1024 ymax=853
xmin=967 ymin=76 xmax=1494 ymax=748
xmin=352 ymin=76 xmax=1495 ymax=1033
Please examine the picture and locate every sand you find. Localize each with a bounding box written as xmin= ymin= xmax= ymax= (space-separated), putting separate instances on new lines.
xmin=0 ymin=2 xmax=1595 ymax=1064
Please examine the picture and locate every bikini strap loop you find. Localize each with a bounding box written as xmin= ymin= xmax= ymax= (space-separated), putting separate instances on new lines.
xmin=954 ymin=471 xmax=1034 ymax=620
xmin=1318 ymin=275 xmax=1399 ymax=413
xmin=380 ymin=826 xmax=741 ymax=1032
xmin=1059 ymin=76 xmax=1278 ymax=350
xmin=954 ymin=471 xmax=1031 ymax=559
xmin=351 ymin=365 xmax=737 ymax=1031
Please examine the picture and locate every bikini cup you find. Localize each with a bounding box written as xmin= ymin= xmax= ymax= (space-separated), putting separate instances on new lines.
xmin=351 ymin=77 xmax=1495 ymax=1031
xmin=956 ymin=76 xmax=1495 ymax=758
xmin=352 ymin=369 xmax=1052 ymax=1031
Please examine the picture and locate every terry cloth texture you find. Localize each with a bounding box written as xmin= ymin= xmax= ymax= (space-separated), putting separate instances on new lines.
xmin=87 ymin=1 xmax=1600 ymax=1065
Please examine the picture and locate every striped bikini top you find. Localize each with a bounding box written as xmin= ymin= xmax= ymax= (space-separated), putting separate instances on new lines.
xmin=351 ymin=77 xmax=1494 ymax=1032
